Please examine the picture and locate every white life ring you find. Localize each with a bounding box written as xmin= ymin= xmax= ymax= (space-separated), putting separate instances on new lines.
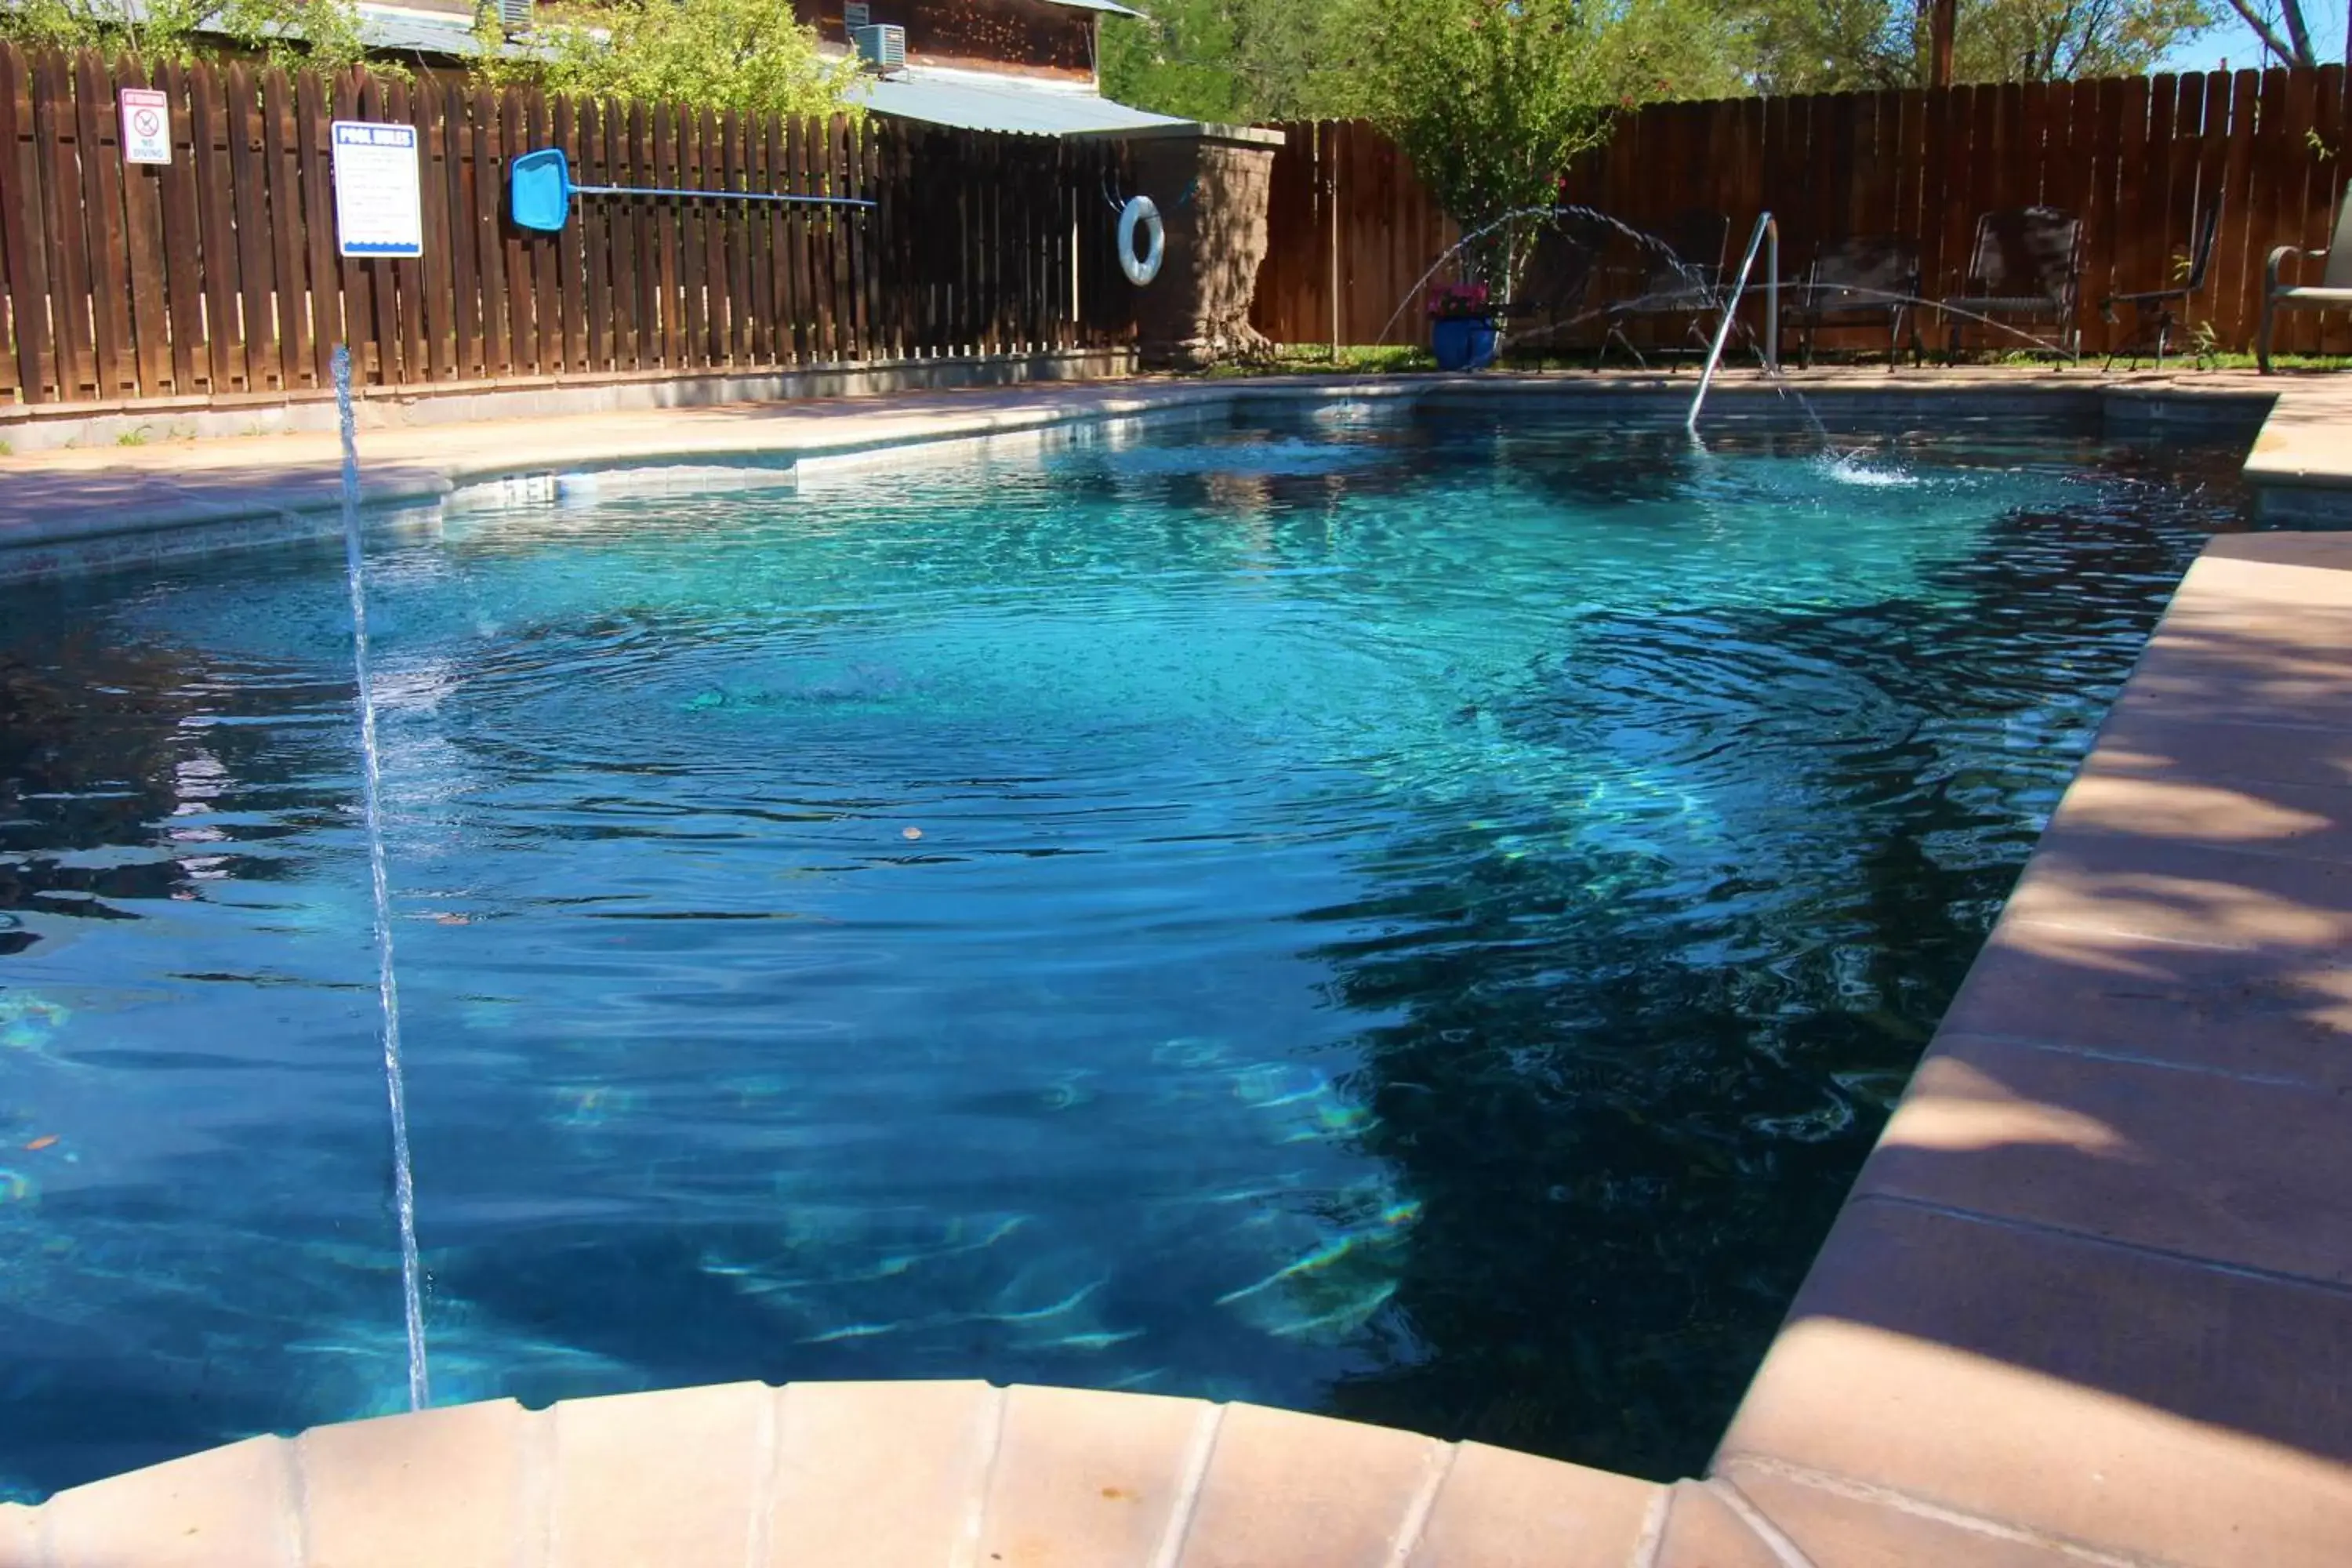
xmin=1118 ymin=195 xmax=1164 ymax=285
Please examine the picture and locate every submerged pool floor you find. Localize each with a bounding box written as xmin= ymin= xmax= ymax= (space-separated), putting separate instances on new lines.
xmin=0 ymin=408 xmax=2249 ymax=1497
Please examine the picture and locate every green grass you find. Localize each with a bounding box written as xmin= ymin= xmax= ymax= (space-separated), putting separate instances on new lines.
xmin=1232 ymin=342 xmax=2352 ymax=376
xmin=2179 ymin=350 xmax=2352 ymax=372
xmin=1985 ymin=347 xmax=2352 ymax=372
xmin=1198 ymin=344 xmax=1436 ymax=378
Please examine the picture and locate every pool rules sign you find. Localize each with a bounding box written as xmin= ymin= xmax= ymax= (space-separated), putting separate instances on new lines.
xmin=118 ymin=88 xmax=169 ymax=164
xmin=330 ymin=121 xmax=424 ymax=258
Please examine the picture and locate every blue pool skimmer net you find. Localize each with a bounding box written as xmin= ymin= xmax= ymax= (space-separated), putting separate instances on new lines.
xmin=508 ymin=147 xmax=877 ymax=234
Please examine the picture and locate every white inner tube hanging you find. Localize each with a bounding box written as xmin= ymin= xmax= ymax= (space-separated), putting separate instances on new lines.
xmin=1118 ymin=195 xmax=1164 ymax=285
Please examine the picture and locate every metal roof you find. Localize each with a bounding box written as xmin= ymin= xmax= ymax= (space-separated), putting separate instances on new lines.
xmin=1033 ymin=0 xmax=1145 ymax=16
xmin=855 ymin=72 xmax=1189 ymax=136
xmin=114 ymin=0 xmax=499 ymax=58
xmin=354 ymin=9 xmax=492 ymax=60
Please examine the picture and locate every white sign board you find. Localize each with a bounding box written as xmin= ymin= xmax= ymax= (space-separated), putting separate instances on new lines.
xmin=119 ymin=87 xmax=170 ymax=165
xmin=330 ymin=121 xmax=423 ymax=259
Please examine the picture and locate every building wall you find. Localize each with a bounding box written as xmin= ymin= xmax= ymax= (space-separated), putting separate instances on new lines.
xmin=797 ymin=0 xmax=1095 ymax=82
xmin=372 ymin=0 xmax=1097 ymax=85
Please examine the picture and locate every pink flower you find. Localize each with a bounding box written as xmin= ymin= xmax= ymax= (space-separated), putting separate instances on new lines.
xmin=1426 ymin=281 xmax=1491 ymax=318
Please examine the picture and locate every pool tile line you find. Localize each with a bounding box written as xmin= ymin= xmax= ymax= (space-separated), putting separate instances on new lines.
xmin=952 ymin=1383 xmax=1010 ymax=1568
xmin=1712 ymin=1457 xmax=2156 ymax=1568
xmin=523 ymin=1403 xmax=560 ymax=1568
xmin=1143 ymin=1402 xmax=1225 ymax=1568
xmin=280 ymin=1432 xmax=310 ymax=1568
xmin=1374 ymin=1433 xmax=1458 ymax=1568
xmin=1934 ymin=1027 xmax=2317 ymax=1088
xmin=1626 ymin=1488 xmax=1671 ymax=1568
xmin=1991 ymin=913 xmax=2265 ymax=953
xmin=2104 ymin=692 xmax=2352 ymax=738
xmin=1849 ymin=1192 xmax=2352 ymax=1303
xmin=742 ymin=1378 xmax=782 ymax=1568
xmin=1700 ymin=1476 xmax=1818 ymax=1568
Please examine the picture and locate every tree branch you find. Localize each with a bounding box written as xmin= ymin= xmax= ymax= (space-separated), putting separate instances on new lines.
xmin=2220 ymin=0 xmax=2312 ymax=66
xmin=2278 ymin=0 xmax=2316 ymax=62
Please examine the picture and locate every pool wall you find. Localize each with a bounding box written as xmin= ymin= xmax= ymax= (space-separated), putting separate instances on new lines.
xmin=0 ymin=369 xmax=2328 ymax=588
xmin=0 ymin=347 xmax=1141 ymax=457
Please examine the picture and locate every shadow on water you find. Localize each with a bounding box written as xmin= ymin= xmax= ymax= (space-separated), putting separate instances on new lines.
xmin=1298 ymin=441 xmax=2247 ymax=1478
xmin=0 ymin=630 xmax=345 ymax=935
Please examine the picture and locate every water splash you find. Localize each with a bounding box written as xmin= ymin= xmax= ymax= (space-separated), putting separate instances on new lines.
xmin=333 ymin=344 xmax=430 ymax=1411
xmin=1377 ymin=204 xmax=1858 ymax=461
xmin=1821 ymin=448 xmax=1922 ymax=488
xmin=1374 ymin=203 xmax=1715 ymax=351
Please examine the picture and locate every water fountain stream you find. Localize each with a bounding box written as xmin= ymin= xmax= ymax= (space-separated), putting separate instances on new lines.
xmin=333 ymin=344 xmax=430 ymax=1411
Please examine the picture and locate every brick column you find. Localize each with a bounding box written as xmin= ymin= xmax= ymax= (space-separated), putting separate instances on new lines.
xmin=1109 ymin=124 xmax=1285 ymax=370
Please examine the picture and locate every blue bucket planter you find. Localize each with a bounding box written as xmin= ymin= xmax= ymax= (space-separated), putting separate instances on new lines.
xmin=1431 ymin=317 xmax=1497 ymax=372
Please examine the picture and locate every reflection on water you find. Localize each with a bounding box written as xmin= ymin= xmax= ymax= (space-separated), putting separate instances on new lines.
xmin=0 ymin=408 xmax=2246 ymax=1496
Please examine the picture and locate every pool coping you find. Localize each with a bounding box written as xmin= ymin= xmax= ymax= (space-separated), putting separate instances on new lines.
xmin=3 ymin=372 xmax=2351 ymax=1566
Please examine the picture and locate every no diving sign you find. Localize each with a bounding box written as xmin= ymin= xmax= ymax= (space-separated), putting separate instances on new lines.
xmin=119 ymin=88 xmax=169 ymax=165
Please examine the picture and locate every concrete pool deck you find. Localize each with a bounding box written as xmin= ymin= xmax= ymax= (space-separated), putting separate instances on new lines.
xmin=2 ymin=369 xmax=2350 ymax=1564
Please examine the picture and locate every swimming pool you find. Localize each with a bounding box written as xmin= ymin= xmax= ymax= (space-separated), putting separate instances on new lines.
xmin=0 ymin=405 xmax=2249 ymax=1496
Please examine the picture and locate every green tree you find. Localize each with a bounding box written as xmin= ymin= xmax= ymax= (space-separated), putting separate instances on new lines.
xmin=1333 ymin=0 xmax=1741 ymax=292
xmin=481 ymin=0 xmax=860 ymax=119
xmin=1099 ymin=0 xmax=1356 ymax=122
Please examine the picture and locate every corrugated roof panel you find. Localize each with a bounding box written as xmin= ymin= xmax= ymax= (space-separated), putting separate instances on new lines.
xmin=1034 ymin=0 xmax=1145 ymax=16
xmin=355 ymin=9 xmax=490 ymax=57
xmin=855 ymin=74 xmax=1188 ymax=135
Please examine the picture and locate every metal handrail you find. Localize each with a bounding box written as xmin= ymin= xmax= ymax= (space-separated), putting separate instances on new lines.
xmin=1686 ymin=212 xmax=1778 ymax=434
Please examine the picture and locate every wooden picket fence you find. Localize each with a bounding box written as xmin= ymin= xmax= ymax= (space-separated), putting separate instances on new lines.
xmin=1255 ymin=67 xmax=2352 ymax=358
xmin=0 ymin=45 xmax=1136 ymax=406
xmin=1251 ymin=121 xmax=1457 ymax=351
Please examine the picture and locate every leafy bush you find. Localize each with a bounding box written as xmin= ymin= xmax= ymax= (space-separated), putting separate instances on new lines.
xmin=479 ymin=0 xmax=860 ymax=120
xmin=0 ymin=0 xmax=374 ymax=72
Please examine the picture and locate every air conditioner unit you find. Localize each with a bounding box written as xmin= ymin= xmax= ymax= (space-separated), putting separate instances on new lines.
xmin=853 ymin=24 xmax=906 ymax=74
xmin=489 ymin=0 xmax=532 ymax=35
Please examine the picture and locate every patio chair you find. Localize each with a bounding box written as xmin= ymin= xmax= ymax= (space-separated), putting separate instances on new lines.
xmin=1790 ymin=237 xmax=1922 ymax=370
xmin=1940 ymin=207 xmax=2083 ymax=362
xmin=2102 ymin=201 xmax=2222 ymax=369
xmin=1494 ymin=212 xmax=1614 ymax=360
xmin=2259 ymin=183 xmax=2352 ymax=372
xmin=1597 ymin=209 xmax=1730 ymax=369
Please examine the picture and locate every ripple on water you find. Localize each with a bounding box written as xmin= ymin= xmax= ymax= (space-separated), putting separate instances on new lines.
xmin=0 ymin=407 xmax=2250 ymax=1495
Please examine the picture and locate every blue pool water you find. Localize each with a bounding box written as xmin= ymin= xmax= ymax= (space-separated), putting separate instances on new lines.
xmin=0 ymin=406 xmax=2249 ymax=1494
